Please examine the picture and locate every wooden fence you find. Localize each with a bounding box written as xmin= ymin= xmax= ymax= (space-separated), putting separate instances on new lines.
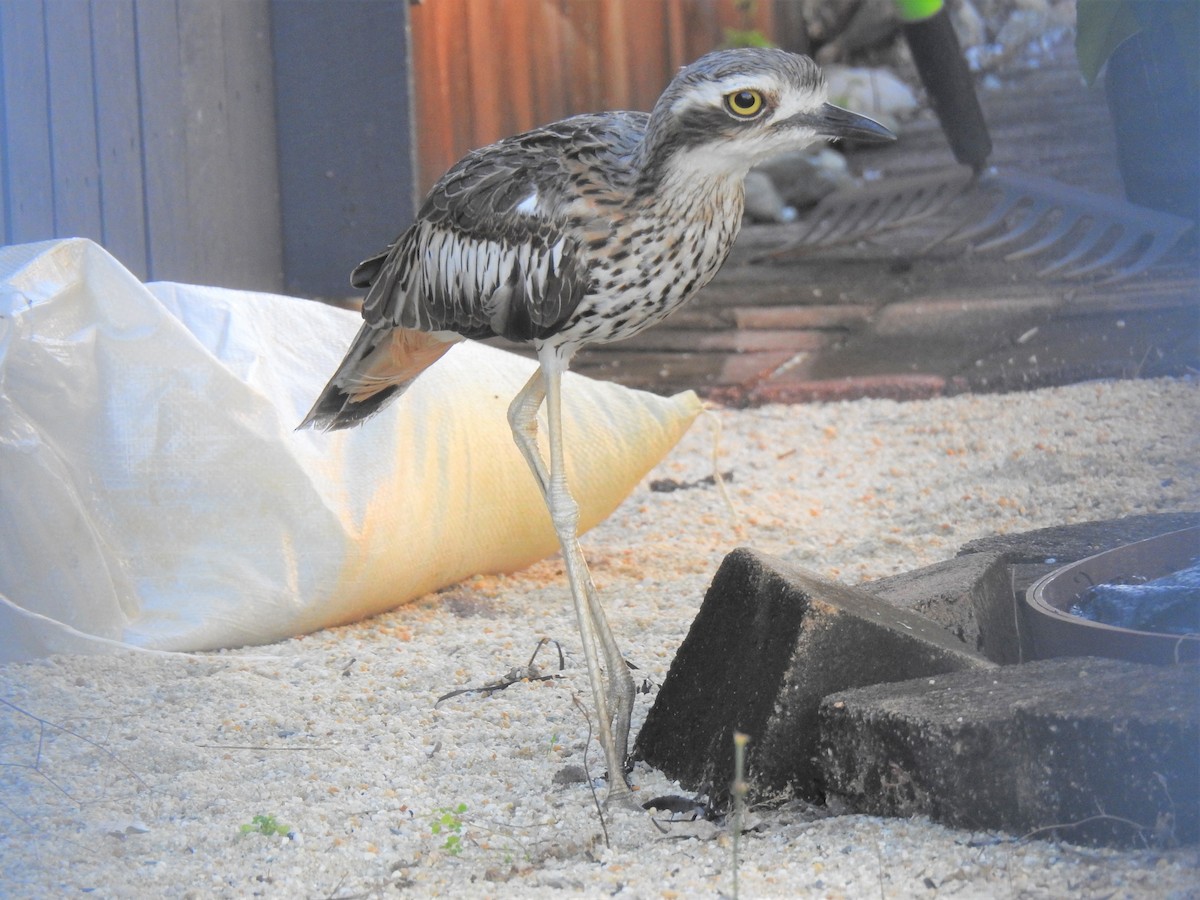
xmin=410 ymin=0 xmax=800 ymax=192
xmin=0 ymin=0 xmax=283 ymax=289
xmin=1 ymin=1 xmax=803 ymax=295
xmin=0 ymin=0 xmax=417 ymax=298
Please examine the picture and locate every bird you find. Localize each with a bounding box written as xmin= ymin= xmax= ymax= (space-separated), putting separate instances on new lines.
xmin=299 ymin=47 xmax=894 ymax=802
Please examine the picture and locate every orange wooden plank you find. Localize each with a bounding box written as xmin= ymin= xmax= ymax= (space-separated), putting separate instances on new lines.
xmin=411 ymin=0 xmax=459 ymax=191
xmin=595 ymin=0 xmax=629 ymax=110
xmin=530 ymin=1 xmax=569 ymax=126
xmin=409 ymin=0 xmax=791 ymax=192
xmin=499 ymin=0 xmax=538 ymax=134
xmin=620 ymin=0 xmax=675 ymax=110
xmin=464 ymin=0 xmax=505 ymax=145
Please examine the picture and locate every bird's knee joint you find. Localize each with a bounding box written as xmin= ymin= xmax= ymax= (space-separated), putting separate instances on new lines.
xmin=549 ymin=489 xmax=580 ymax=534
xmin=552 ymin=506 xmax=579 ymax=535
xmin=506 ymin=403 xmax=529 ymax=432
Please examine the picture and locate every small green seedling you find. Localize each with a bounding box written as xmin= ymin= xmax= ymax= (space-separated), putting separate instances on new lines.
xmin=239 ymin=814 xmax=291 ymax=837
xmin=430 ymin=803 xmax=468 ymax=855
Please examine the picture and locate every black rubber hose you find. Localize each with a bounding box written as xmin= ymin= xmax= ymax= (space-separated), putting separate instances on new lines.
xmin=901 ymin=6 xmax=992 ymax=172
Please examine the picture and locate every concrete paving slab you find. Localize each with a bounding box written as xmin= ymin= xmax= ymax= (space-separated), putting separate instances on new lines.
xmin=957 ymin=512 xmax=1200 ymax=564
xmin=634 ymin=548 xmax=991 ymax=806
xmin=819 ymin=657 xmax=1200 ymax=847
xmin=857 ymin=551 xmax=1021 ymax=664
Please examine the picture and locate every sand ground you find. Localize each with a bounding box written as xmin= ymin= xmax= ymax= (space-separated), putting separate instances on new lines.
xmin=2 ymin=377 xmax=1198 ymax=898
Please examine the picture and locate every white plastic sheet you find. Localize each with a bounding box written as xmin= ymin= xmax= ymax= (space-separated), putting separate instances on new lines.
xmin=0 ymin=239 xmax=701 ymax=662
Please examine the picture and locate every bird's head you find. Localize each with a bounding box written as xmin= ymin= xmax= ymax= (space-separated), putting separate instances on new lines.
xmin=639 ymin=48 xmax=895 ymax=186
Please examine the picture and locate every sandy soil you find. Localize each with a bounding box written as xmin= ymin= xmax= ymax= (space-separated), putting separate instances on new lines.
xmin=2 ymin=377 xmax=1198 ymax=898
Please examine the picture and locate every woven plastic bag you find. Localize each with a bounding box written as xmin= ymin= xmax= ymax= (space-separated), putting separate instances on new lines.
xmin=0 ymin=239 xmax=701 ymax=662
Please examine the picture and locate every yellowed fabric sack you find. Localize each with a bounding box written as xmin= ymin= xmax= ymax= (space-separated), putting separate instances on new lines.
xmin=0 ymin=239 xmax=701 ymax=661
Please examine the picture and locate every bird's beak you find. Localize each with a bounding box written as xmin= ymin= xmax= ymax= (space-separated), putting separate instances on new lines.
xmin=784 ymin=103 xmax=896 ymax=143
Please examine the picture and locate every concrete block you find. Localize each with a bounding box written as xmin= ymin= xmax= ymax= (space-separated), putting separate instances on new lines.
xmin=634 ymin=548 xmax=992 ymax=805
xmin=957 ymin=512 xmax=1200 ymax=564
xmin=819 ymin=657 xmax=1200 ymax=847
xmin=857 ymin=551 xmax=1021 ymax=664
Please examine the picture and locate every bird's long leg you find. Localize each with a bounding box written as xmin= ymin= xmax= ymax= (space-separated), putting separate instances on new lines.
xmin=508 ymin=363 xmax=636 ymax=767
xmin=507 ymin=368 xmax=549 ymax=495
xmin=507 ymin=348 xmax=633 ymax=801
xmin=509 ymin=370 xmax=637 ymax=765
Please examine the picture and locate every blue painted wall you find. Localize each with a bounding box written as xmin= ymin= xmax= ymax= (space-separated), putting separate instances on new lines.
xmin=0 ymin=0 xmax=415 ymax=298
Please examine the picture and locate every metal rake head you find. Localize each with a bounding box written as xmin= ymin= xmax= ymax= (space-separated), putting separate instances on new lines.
xmin=947 ymin=172 xmax=1196 ymax=284
xmin=773 ymin=167 xmax=1195 ymax=284
xmin=779 ymin=168 xmax=976 ymax=249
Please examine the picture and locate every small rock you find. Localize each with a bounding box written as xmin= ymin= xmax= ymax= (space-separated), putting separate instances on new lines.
xmin=754 ymin=147 xmax=852 ymax=211
xmin=742 ymin=170 xmax=788 ymax=224
xmin=551 ymin=764 xmax=588 ymax=786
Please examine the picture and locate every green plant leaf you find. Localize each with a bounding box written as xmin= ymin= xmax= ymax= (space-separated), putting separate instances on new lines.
xmin=240 ymin=813 xmax=291 ymax=836
xmin=1076 ymin=0 xmax=1141 ymax=84
xmin=1076 ymin=0 xmax=1200 ymax=86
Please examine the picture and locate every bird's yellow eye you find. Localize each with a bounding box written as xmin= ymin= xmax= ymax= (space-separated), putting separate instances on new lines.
xmin=724 ymin=89 xmax=765 ymax=119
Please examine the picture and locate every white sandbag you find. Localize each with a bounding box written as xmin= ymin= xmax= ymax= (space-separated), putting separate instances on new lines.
xmin=0 ymin=239 xmax=701 ymax=662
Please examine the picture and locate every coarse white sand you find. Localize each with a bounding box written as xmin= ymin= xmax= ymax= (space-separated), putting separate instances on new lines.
xmin=2 ymin=378 xmax=1198 ymax=898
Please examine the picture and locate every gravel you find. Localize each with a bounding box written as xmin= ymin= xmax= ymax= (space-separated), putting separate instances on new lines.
xmin=2 ymin=377 xmax=1198 ymax=898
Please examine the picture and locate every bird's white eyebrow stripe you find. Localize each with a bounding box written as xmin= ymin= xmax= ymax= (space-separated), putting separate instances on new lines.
xmin=669 ymin=75 xmax=826 ymax=120
xmin=670 ymin=78 xmax=764 ymax=115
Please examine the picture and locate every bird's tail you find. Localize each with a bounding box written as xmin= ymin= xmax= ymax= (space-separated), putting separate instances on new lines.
xmin=298 ymin=324 xmax=459 ymax=431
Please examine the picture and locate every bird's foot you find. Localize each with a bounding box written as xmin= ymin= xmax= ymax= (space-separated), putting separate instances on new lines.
xmin=601 ymin=778 xmax=641 ymax=813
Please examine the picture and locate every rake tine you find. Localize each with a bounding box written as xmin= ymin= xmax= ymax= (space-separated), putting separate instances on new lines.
xmin=867 ymin=189 xmax=934 ymax=230
xmin=1036 ymin=220 xmax=1114 ymax=276
xmin=1097 ymin=220 xmax=1196 ymax=284
xmin=1047 ymin=195 xmax=1194 ymax=281
xmin=761 ymin=198 xmax=869 ymax=258
xmin=819 ymin=196 xmax=893 ymax=243
xmin=794 ymin=206 xmax=854 ymax=246
xmin=1052 ymin=226 xmax=1147 ymax=279
xmin=962 ymin=172 xmax=1085 ymax=247
xmin=784 ymin=187 xmax=854 ymax=243
xmin=784 ymin=163 xmax=1192 ymax=282
xmin=790 ymin=189 xmax=877 ymax=244
xmin=973 ymin=196 xmax=1055 ymax=253
xmin=947 ymin=187 xmax=1024 ymax=244
xmin=1003 ymin=209 xmax=1086 ymax=260
xmin=791 ymin=169 xmax=977 ymax=248
xmin=896 ymin=179 xmax=969 ymax=222
xmin=775 ymin=210 xmax=814 ymax=244
xmin=792 ymin=194 xmax=906 ymax=247
xmin=760 ymin=213 xmax=846 ymax=260
xmin=798 ymin=191 xmax=904 ymax=246
xmin=826 ymin=188 xmax=939 ymax=243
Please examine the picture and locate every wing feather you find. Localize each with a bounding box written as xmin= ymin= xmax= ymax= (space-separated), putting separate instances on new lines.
xmin=358 ymin=112 xmax=646 ymax=343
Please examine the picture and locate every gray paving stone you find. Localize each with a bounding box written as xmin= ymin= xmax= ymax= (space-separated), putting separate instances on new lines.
xmin=957 ymin=512 xmax=1200 ymax=564
xmin=857 ymin=551 xmax=1021 ymax=664
xmin=634 ymin=548 xmax=991 ymax=805
xmin=818 ymin=657 xmax=1200 ymax=847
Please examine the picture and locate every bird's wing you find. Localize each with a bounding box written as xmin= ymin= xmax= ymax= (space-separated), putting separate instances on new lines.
xmin=358 ymin=113 xmax=645 ymax=344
